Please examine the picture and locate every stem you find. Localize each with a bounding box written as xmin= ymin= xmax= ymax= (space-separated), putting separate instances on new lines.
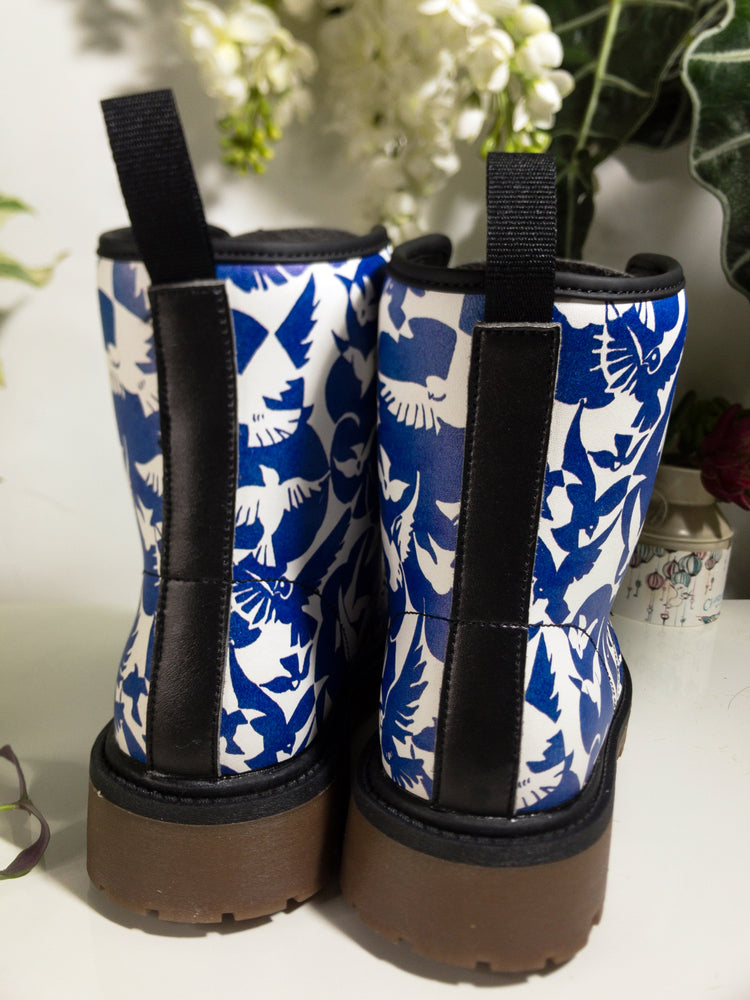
xmin=575 ymin=0 xmax=623 ymax=155
xmin=690 ymin=0 xmax=730 ymax=44
xmin=560 ymin=0 xmax=623 ymax=257
xmin=564 ymin=169 xmax=577 ymax=260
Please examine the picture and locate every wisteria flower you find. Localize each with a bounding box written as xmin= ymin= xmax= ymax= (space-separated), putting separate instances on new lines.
xmin=467 ymin=28 xmax=514 ymax=92
xmin=182 ymin=0 xmax=573 ymax=233
xmin=419 ymin=0 xmax=488 ymax=28
xmin=181 ymin=0 xmax=316 ymax=171
xmin=280 ymin=0 xmax=318 ymax=19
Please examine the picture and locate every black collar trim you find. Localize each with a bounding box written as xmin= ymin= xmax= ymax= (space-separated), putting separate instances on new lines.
xmin=388 ymin=235 xmax=685 ymax=302
xmin=98 ymin=224 xmax=390 ymax=264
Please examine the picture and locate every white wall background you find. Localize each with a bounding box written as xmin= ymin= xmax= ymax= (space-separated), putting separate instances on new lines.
xmin=2 ymin=0 xmax=749 ymax=611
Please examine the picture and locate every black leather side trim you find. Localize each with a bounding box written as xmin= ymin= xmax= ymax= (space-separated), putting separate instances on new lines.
xmin=147 ymin=281 xmax=238 ymax=778
xmin=91 ymin=722 xmax=338 ymax=824
xmin=433 ymin=322 xmax=560 ymax=815
xmin=97 ymin=224 xmax=390 ymax=264
xmin=387 ymin=237 xmax=685 ymax=301
xmin=353 ymin=664 xmax=631 ymax=867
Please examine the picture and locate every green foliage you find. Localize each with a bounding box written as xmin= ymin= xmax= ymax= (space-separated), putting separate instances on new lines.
xmin=219 ymin=96 xmax=281 ymax=174
xmin=0 ymin=195 xmax=59 ymax=288
xmin=630 ymin=60 xmax=696 ymax=149
xmin=544 ymin=0 xmax=750 ymax=306
xmin=683 ymin=0 xmax=750 ymax=301
xmin=0 ymin=194 xmax=62 ymax=386
xmin=0 ymin=254 xmax=58 ymax=288
xmin=633 ymin=1 xmax=727 ymax=149
xmin=545 ymin=0 xmax=699 ymax=258
xmin=0 ymin=195 xmax=34 ymax=223
xmin=664 ymin=389 xmax=731 ymax=463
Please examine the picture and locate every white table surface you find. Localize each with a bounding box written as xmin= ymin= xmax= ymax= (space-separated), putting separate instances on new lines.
xmin=1 ymin=601 xmax=749 ymax=999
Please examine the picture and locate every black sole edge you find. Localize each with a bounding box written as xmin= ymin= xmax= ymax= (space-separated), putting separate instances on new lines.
xmin=89 ymin=722 xmax=340 ymax=825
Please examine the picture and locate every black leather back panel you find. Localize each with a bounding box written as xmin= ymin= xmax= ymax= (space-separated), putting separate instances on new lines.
xmin=147 ymin=282 xmax=238 ymax=777
xmin=434 ymin=321 xmax=560 ymax=814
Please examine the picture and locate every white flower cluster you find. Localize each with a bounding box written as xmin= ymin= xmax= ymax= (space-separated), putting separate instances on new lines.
xmin=181 ymin=0 xmax=573 ymax=232
xmin=320 ymin=0 xmax=573 ymax=236
xmin=181 ymin=0 xmax=317 ymax=169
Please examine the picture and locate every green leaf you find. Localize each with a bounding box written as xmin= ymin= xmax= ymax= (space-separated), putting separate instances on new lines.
xmin=664 ymin=389 xmax=732 ymax=460
xmin=0 ymin=252 xmax=57 ymax=288
xmin=633 ymin=2 xmax=728 ymax=148
xmin=546 ymin=0 xmax=699 ymax=257
xmin=631 ymin=73 xmax=694 ymax=147
xmin=0 ymin=194 xmax=63 ymax=292
xmin=683 ymin=0 xmax=750 ymax=303
xmin=0 ymin=194 xmax=33 ymax=227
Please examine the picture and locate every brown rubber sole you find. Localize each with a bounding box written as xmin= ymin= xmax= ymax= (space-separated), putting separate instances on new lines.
xmin=87 ymin=778 xmax=341 ymax=923
xmin=341 ymin=797 xmax=612 ymax=972
xmin=341 ymin=672 xmax=630 ymax=973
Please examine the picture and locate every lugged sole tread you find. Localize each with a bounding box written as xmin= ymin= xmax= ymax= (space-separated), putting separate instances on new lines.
xmin=87 ymin=779 xmax=341 ymax=924
xmin=347 ymin=891 xmax=600 ymax=972
xmin=348 ymin=894 xmax=600 ymax=972
xmin=341 ymin=797 xmax=612 ymax=973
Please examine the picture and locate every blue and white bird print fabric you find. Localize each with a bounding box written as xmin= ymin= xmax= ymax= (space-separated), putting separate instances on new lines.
xmin=98 ymin=258 xmax=162 ymax=762
xmin=377 ymin=277 xmax=686 ymax=812
xmin=217 ymin=254 xmax=388 ymax=772
xmin=377 ymin=282 xmax=483 ymax=798
xmin=519 ymin=291 xmax=686 ymax=813
xmin=97 ymin=249 xmax=389 ymax=770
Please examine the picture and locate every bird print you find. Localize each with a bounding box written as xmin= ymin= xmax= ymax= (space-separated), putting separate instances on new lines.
xmin=600 ymin=294 xmax=686 ymax=430
xmin=333 ymin=439 xmax=368 ymax=479
xmin=378 ymin=317 xmax=472 ymax=433
xmin=135 ymin=454 xmax=163 ymax=495
xmin=133 ymin=494 xmax=161 ymax=563
xmin=379 ymin=445 xmax=409 ymax=503
xmin=331 ymin=263 xmax=381 ymax=391
xmin=230 ymin=270 xmax=319 ymax=447
xmin=235 ymin=464 xmax=326 ymax=567
xmin=413 ymin=532 xmax=455 ymax=596
xmin=101 ymin=293 xmax=159 ymax=417
xmin=381 ymin=471 xmax=420 ymax=592
xmin=436 ymin=499 xmax=460 ymax=525
xmin=103 ymin=251 xmax=392 ymax=773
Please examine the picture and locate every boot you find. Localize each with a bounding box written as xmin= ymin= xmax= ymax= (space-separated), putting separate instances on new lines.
xmin=341 ymin=152 xmax=687 ymax=970
xmin=86 ymin=90 xmax=390 ymax=921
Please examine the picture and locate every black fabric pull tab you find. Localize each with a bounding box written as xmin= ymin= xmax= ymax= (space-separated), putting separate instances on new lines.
xmin=484 ymin=152 xmax=556 ymax=324
xmin=101 ymin=89 xmax=215 ymax=284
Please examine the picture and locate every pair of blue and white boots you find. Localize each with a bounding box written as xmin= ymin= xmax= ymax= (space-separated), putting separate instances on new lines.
xmin=87 ymin=90 xmax=687 ymax=972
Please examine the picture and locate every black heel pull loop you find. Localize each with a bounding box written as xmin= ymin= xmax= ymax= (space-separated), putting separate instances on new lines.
xmin=434 ymin=151 xmax=561 ymax=814
xmin=484 ymin=152 xmax=556 ymax=324
xmin=101 ymin=89 xmax=215 ymax=285
xmin=101 ymin=89 xmax=238 ymax=778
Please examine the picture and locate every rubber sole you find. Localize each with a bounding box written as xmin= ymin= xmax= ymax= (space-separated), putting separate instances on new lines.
xmin=340 ymin=670 xmax=631 ymax=972
xmin=86 ymin=723 xmax=345 ymax=923
xmin=342 ymin=798 xmax=612 ymax=971
xmin=87 ymin=779 xmax=341 ymax=922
